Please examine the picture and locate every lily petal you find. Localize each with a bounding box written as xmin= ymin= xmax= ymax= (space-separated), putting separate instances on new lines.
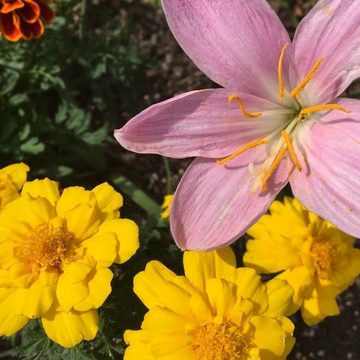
xmin=290 ymin=113 xmax=360 ymax=238
xmin=161 ymin=0 xmax=290 ymax=101
xmin=291 ymin=0 xmax=360 ymax=104
xmin=115 ymin=89 xmax=288 ymax=158
xmin=170 ymin=148 xmax=289 ymax=250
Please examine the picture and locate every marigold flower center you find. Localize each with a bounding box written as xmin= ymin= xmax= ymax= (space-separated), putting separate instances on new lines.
xmin=14 ymin=223 xmax=72 ymax=273
xmin=310 ymin=238 xmax=338 ymax=279
xmin=191 ymin=320 xmax=249 ymax=360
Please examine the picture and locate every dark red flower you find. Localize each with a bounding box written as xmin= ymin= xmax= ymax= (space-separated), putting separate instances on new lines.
xmin=0 ymin=0 xmax=55 ymax=41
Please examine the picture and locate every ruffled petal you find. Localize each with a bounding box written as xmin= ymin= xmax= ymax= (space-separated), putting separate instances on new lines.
xmin=170 ymin=149 xmax=289 ymax=250
xmin=162 ymin=0 xmax=290 ymax=101
xmin=42 ymin=306 xmax=99 ymax=348
xmin=21 ymin=178 xmax=60 ymax=206
xmin=183 ymin=247 xmax=236 ymax=292
xmin=10 ymin=283 xmax=56 ymax=318
xmin=0 ymin=308 xmax=28 ymax=336
xmin=133 ymin=261 xmax=177 ymax=309
xmin=81 ymin=232 xmax=117 ymax=268
xmin=56 ymin=186 xmax=95 ymax=216
xmin=263 ymin=279 xmax=294 ymax=317
xmin=96 ymin=219 xmax=139 ymax=264
xmin=291 ymin=0 xmax=360 ymax=104
xmin=230 ymin=268 xmax=268 ymax=315
xmin=116 ymin=89 xmax=287 ymax=158
xmin=62 ymin=202 xmax=100 ymax=242
xmin=124 ymin=330 xmax=154 ymax=360
xmin=290 ymin=111 xmax=360 ymax=238
xmin=56 ymin=273 xmax=89 ymax=311
xmin=205 ymin=278 xmax=236 ymax=318
xmin=1 ymin=162 xmax=29 ymax=191
xmin=91 ymin=182 xmax=123 ymax=222
xmin=250 ymin=316 xmax=287 ymax=358
xmin=0 ymin=13 xmax=22 ymax=41
xmin=74 ymin=268 xmax=113 ymax=312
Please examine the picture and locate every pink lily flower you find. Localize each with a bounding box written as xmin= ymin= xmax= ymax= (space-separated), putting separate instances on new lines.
xmin=115 ymin=0 xmax=360 ymax=250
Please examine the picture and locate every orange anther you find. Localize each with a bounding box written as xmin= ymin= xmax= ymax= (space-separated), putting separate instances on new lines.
xmin=228 ymin=95 xmax=262 ymax=118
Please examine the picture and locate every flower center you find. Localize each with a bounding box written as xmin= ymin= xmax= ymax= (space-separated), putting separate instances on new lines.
xmin=310 ymin=237 xmax=338 ymax=280
xmin=218 ymin=43 xmax=351 ymax=192
xmin=191 ymin=320 xmax=250 ymax=360
xmin=14 ymin=223 xmax=72 ymax=273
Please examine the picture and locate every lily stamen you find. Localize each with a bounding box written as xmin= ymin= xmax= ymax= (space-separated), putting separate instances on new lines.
xmin=261 ymin=146 xmax=288 ymax=191
xmin=216 ymin=139 xmax=269 ymax=165
xmin=278 ymin=43 xmax=289 ymax=102
xmin=228 ymin=95 xmax=262 ymax=118
xmin=281 ymin=130 xmax=302 ymax=171
xmin=298 ymin=104 xmax=351 ymax=121
xmin=290 ymin=57 xmax=324 ymax=98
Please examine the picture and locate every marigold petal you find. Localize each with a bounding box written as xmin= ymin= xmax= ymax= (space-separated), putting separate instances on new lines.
xmin=133 ymin=261 xmax=177 ymax=309
xmin=276 ymin=267 xmax=313 ymax=314
xmin=97 ymin=219 xmax=139 ymax=264
xmin=0 ymin=178 xmax=19 ymax=209
xmin=63 ymin=202 xmax=100 ymax=243
xmin=81 ymin=232 xmax=117 ymax=267
xmin=189 ymin=291 xmax=212 ymax=322
xmin=142 ymin=306 xmax=188 ymax=333
xmin=183 ymin=247 xmax=236 ymax=292
xmin=0 ymin=0 xmax=24 ymax=13
xmin=21 ymin=178 xmax=59 ymax=206
xmin=92 ymin=182 xmax=123 ymax=222
xmin=264 ymin=279 xmax=294 ymax=317
xmin=18 ymin=0 xmax=40 ymax=23
xmin=19 ymin=18 xmax=44 ymax=39
xmin=301 ymin=295 xmax=339 ymax=326
xmin=37 ymin=1 xmax=55 ymax=24
xmin=62 ymin=255 xmax=96 ymax=283
xmin=56 ymin=273 xmax=89 ymax=311
xmin=74 ymin=268 xmax=113 ymax=312
xmin=250 ymin=316 xmax=287 ymax=358
xmin=4 ymin=196 xmax=56 ymax=228
xmin=1 ymin=162 xmax=29 ymax=191
xmin=11 ymin=283 xmax=56 ymax=318
xmin=230 ymin=267 xmax=268 ymax=314
xmin=124 ymin=330 xmax=154 ymax=360
xmin=42 ymin=307 xmax=99 ymax=348
xmin=0 ymin=290 xmax=29 ymax=335
xmin=157 ymin=282 xmax=193 ymax=319
xmin=147 ymin=332 xmax=194 ymax=359
xmin=0 ymin=12 xmax=22 ymax=41
xmin=56 ymin=186 xmax=95 ymax=217
xmin=205 ymin=278 xmax=236 ymax=318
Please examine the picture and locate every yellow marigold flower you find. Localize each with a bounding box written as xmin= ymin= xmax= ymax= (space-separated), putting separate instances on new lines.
xmin=244 ymin=197 xmax=360 ymax=325
xmin=0 ymin=162 xmax=29 ymax=210
xmin=160 ymin=194 xmax=173 ymax=219
xmin=0 ymin=0 xmax=55 ymax=41
xmin=0 ymin=178 xmax=139 ymax=347
xmin=124 ymin=247 xmax=295 ymax=360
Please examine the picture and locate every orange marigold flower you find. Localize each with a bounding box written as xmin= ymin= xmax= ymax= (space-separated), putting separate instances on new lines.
xmin=0 ymin=0 xmax=55 ymax=41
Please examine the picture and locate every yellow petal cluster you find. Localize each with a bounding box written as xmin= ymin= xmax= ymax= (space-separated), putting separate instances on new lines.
xmin=0 ymin=163 xmax=29 ymax=210
xmin=244 ymin=197 xmax=360 ymax=325
xmin=124 ymin=247 xmax=295 ymax=360
xmin=160 ymin=194 xmax=173 ymax=220
xmin=0 ymin=178 xmax=139 ymax=347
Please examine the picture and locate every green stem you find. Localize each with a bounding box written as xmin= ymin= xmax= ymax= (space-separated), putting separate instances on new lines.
xmin=79 ymin=0 xmax=89 ymax=40
xmin=163 ymin=157 xmax=172 ymax=194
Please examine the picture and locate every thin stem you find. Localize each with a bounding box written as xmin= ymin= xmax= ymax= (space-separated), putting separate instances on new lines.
xmin=79 ymin=0 xmax=89 ymax=40
xmin=163 ymin=157 xmax=172 ymax=194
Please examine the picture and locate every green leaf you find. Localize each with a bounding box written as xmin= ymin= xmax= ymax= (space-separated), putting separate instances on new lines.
xmin=110 ymin=174 xmax=162 ymax=217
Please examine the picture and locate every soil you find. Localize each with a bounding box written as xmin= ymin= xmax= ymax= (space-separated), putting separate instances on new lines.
xmin=115 ymin=1 xmax=360 ymax=359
